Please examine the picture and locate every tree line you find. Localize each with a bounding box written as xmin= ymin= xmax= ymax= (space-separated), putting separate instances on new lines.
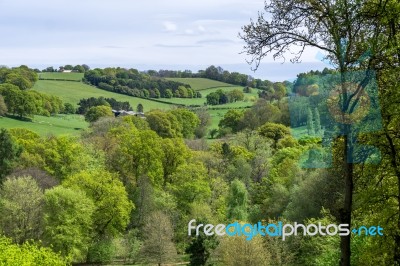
xmin=0 ymin=66 xmax=65 ymax=118
xmin=83 ymin=67 xmax=201 ymax=100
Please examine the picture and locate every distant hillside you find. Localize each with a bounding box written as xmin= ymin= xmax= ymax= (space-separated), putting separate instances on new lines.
xmin=166 ymin=78 xmax=235 ymax=91
xmin=32 ymin=80 xmax=172 ymax=111
xmin=38 ymin=72 xmax=84 ymax=81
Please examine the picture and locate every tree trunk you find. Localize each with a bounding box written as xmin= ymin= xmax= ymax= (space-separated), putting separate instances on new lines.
xmin=339 ymin=71 xmax=353 ymax=266
xmin=384 ymin=131 xmax=400 ymax=264
xmin=340 ymin=134 xmax=353 ymax=266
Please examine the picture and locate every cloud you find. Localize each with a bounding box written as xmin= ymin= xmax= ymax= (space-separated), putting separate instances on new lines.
xmin=197 ymin=25 xmax=206 ymax=32
xmin=102 ymin=45 xmax=125 ymax=49
xmin=155 ymin=44 xmax=202 ymax=48
xmin=163 ymin=21 xmax=177 ymax=32
xmin=196 ymin=39 xmax=236 ymax=45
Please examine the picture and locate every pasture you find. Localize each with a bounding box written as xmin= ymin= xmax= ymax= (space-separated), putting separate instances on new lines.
xmin=166 ymin=77 xmax=235 ymax=90
xmin=0 ymin=115 xmax=88 ymax=136
xmin=38 ymin=72 xmax=84 ymax=81
xmin=33 ymin=80 xmax=172 ymax=110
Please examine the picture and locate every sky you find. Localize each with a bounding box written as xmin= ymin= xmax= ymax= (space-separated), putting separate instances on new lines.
xmin=0 ymin=0 xmax=327 ymax=81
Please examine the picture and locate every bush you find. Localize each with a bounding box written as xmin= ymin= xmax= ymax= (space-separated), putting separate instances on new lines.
xmin=0 ymin=236 xmax=67 ymax=266
xmin=86 ymin=238 xmax=115 ymax=264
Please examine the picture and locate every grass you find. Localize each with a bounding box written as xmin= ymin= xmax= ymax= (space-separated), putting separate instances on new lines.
xmin=0 ymin=114 xmax=88 ymax=136
xmin=166 ymin=78 xmax=235 ymax=90
xmin=291 ymin=125 xmax=324 ymax=139
xmin=33 ymin=80 xmax=172 ymax=111
xmin=207 ymin=108 xmax=230 ymax=129
xmin=160 ymin=86 xmax=259 ymax=107
xmin=38 ymin=72 xmax=84 ymax=81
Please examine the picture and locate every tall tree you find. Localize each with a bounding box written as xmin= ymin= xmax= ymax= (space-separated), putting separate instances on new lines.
xmin=136 ymin=103 xmax=144 ymax=113
xmin=63 ymin=169 xmax=133 ymax=238
xmin=314 ymin=108 xmax=321 ymax=134
xmin=43 ymin=186 xmax=94 ymax=262
xmin=0 ymin=95 xmax=7 ymax=116
xmin=0 ymin=176 xmax=44 ymax=244
xmin=307 ymin=108 xmax=315 ymax=135
xmin=140 ymin=211 xmax=177 ymax=265
xmin=0 ymin=129 xmax=22 ymax=182
xmin=227 ymin=179 xmax=249 ymax=221
xmin=240 ymin=1 xmax=383 ymax=264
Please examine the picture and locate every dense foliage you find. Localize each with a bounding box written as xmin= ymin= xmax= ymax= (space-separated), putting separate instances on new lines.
xmin=84 ymin=67 xmax=200 ymax=100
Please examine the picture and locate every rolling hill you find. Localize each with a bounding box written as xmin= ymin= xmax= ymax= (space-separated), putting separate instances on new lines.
xmin=0 ymin=115 xmax=88 ymax=136
xmin=166 ymin=77 xmax=235 ymax=90
xmin=32 ymin=80 xmax=172 ymax=111
xmin=38 ymin=72 xmax=84 ymax=81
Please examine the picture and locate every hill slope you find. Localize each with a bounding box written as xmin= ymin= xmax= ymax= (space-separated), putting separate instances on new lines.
xmin=33 ymin=80 xmax=172 ymax=111
xmin=166 ymin=78 xmax=235 ymax=90
xmin=38 ymin=72 xmax=84 ymax=81
xmin=0 ymin=115 xmax=88 ymax=136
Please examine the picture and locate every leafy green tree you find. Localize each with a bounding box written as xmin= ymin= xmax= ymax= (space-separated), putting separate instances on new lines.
xmin=146 ymin=110 xmax=183 ymax=138
xmin=43 ymin=186 xmax=95 ymax=262
xmin=63 ymin=103 xmax=76 ymax=114
xmin=0 ymin=85 xmax=36 ymax=118
xmin=111 ymin=124 xmax=164 ymax=186
xmin=209 ymin=128 xmax=218 ymax=139
xmin=5 ymin=73 xmax=32 ymax=90
xmin=73 ymin=65 xmax=85 ymax=73
xmin=85 ymin=105 xmax=113 ymax=122
xmin=64 ymin=169 xmax=133 ymax=238
xmin=168 ymin=163 xmax=211 ymax=213
xmin=140 ymin=211 xmax=177 ymax=265
xmin=307 ymin=108 xmax=315 ymax=135
xmin=0 ymin=236 xmax=67 ymax=266
xmin=10 ymin=131 xmax=91 ymax=180
xmin=206 ymin=92 xmax=220 ymax=105
xmin=0 ymin=176 xmax=44 ymax=244
xmin=86 ymin=237 xmax=115 ymax=264
xmin=164 ymin=89 xmax=173 ymax=98
xmin=227 ymin=179 xmax=249 ymax=221
xmin=170 ymin=108 xmax=200 ymax=138
xmin=136 ymin=103 xmax=143 ymax=113
xmin=193 ymin=108 xmax=212 ymax=138
xmin=273 ymin=82 xmax=287 ymax=101
xmin=257 ymin=122 xmax=291 ymax=149
xmin=241 ymin=99 xmax=283 ymax=129
xmin=0 ymin=129 xmax=22 ymax=182
xmin=161 ymin=138 xmax=189 ymax=187
xmin=228 ymin=89 xmax=245 ymax=102
xmin=0 ymin=95 xmax=7 ymax=116
xmin=314 ymin=107 xmax=321 ymax=134
xmin=219 ymin=109 xmax=245 ymax=133
xmin=212 ymin=234 xmax=270 ymax=265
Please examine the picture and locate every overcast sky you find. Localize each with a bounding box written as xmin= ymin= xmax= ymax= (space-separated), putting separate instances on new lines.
xmin=0 ymin=0 xmax=327 ymax=81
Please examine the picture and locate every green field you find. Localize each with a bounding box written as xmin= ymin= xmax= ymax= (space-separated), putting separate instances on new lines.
xmin=160 ymin=86 xmax=259 ymax=106
xmin=166 ymin=78 xmax=235 ymax=90
xmin=0 ymin=115 xmax=88 ymax=136
xmin=291 ymin=125 xmax=324 ymax=139
xmin=38 ymin=72 xmax=84 ymax=81
xmin=33 ymin=80 xmax=172 ymax=111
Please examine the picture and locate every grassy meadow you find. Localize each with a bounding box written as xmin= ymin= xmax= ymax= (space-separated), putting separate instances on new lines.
xmin=166 ymin=77 xmax=235 ymax=90
xmin=38 ymin=72 xmax=84 ymax=81
xmin=0 ymin=115 xmax=88 ymax=136
xmin=33 ymin=80 xmax=172 ymax=110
